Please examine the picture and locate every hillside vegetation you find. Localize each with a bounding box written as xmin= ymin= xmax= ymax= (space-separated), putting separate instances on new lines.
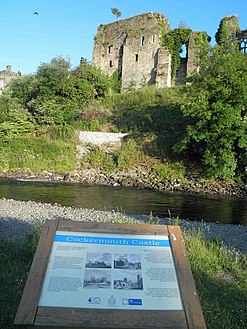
xmin=0 ymin=45 xmax=246 ymax=184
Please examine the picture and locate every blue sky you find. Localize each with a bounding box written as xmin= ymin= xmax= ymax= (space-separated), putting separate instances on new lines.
xmin=0 ymin=0 xmax=246 ymax=74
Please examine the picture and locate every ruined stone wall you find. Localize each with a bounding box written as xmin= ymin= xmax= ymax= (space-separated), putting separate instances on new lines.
xmin=92 ymin=12 xmax=245 ymax=92
xmin=186 ymin=33 xmax=201 ymax=77
xmin=0 ymin=65 xmax=20 ymax=94
xmin=121 ymin=30 xmax=162 ymax=91
xmin=186 ymin=32 xmax=210 ymax=78
xmin=156 ymin=48 xmax=171 ymax=88
xmin=92 ymin=12 xmax=171 ymax=91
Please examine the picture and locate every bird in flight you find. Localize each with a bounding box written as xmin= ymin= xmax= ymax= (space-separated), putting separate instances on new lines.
xmin=33 ymin=11 xmax=39 ymax=15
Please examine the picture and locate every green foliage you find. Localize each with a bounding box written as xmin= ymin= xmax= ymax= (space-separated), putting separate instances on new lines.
xmin=215 ymin=16 xmax=240 ymax=45
xmin=0 ymin=56 xmax=112 ymax=142
xmin=0 ymin=94 xmax=31 ymax=123
xmin=0 ymin=228 xmax=41 ymax=329
xmin=110 ymin=69 xmax=121 ymax=93
xmin=176 ymin=45 xmax=247 ymax=180
xmin=34 ymin=98 xmax=77 ymax=126
xmin=111 ymin=7 xmax=121 ymax=19
xmin=184 ymin=230 xmax=247 ymax=329
xmin=161 ymin=28 xmax=192 ymax=79
xmin=105 ymin=88 xmax=187 ymax=158
xmin=117 ymin=139 xmax=146 ymax=168
xmin=73 ymin=58 xmax=111 ymax=102
xmin=0 ymin=120 xmax=34 ymax=142
xmin=7 ymin=74 xmax=37 ymax=108
xmin=35 ymin=56 xmax=72 ymax=101
xmin=0 ymin=93 xmax=36 ymax=142
xmin=74 ymin=106 xmax=113 ymax=132
xmin=82 ymin=146 xmax=115 ymax=173
xmin=152 ymin=161 xmax=186 ymax=182
xmin=0 ymin=136 xmax=78 ymax=172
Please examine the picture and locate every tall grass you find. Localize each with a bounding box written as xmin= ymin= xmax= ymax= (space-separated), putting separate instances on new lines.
xmin=81 ymin=138 xmax=147 ymax=173
xmin=81 ymin=145 xmax=115 ymax=173
xmin=103 ymin=86 xmax=183 ymax=112
xmin=0 ymin=229 xmax=41 ymax=329
xmin=152 ymin=161 xmax=186 ymax=182
xmin=184 ymin=230 xmax=247 ymax=329
xmin=0 ymin=136 xmax=78 ymax=173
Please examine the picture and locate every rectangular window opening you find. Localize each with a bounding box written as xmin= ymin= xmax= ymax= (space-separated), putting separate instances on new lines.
xmin=141 ymin=36 xmax=145 ymax=46
xmin=110 ymin=60 xmax=113 ymax=67
xmin=108 ymin=45 xmax=113 ymax=54
xmin=135 ymin=54 xmax=139 ymax=62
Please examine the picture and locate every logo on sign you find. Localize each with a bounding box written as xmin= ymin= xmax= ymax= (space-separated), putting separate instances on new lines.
xmin=87 ymin=297 xmax=101 ymax=304
xmin=108 ymin=295 xmax=116 ymax=305
xmin=122 ymin=298 xmax=142 ymax=306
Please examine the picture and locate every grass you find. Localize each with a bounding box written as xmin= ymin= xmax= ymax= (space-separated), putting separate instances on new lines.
xmin=0 ymin=228 xmax=41 ymax=329
xmin=0 ymin=136 xmax=78 ymax=173
xmin=81 ymin=138 xmax=147 ymax=173
xmin=0 ymin=224 xmax=246 ymax=329
xmin=184 ymin=230 xmax=247 ymax=329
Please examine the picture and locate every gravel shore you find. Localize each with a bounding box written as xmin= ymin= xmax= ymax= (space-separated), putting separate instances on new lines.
xmin=0 ymin=198 xmax=247 ymax=254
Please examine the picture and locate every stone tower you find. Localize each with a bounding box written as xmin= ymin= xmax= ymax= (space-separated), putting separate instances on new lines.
xmin=92 ymin=12 xmax=172 ymax=91
xmin=0 ymin=65 xmax=21 ymax=94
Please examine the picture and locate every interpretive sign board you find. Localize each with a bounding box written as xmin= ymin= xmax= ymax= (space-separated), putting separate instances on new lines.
xmin=14 ymin=221 xmax=206 ymax=329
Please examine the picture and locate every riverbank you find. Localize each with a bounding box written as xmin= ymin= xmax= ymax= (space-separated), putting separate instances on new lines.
xmin=1 ymin=168 xmax=247 ymax=198
xmin=1 ymin=131 xmax=247 ymax=198
xmin=0 ymin=198 xmax=246 ymax=254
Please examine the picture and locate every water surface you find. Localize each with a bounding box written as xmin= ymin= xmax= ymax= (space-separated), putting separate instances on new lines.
xmin=0 ymin=178 xmax=246 ymax=225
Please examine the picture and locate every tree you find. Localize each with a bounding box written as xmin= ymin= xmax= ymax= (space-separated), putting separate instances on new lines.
xmin=35 ymin=56 xmax=72 ymax=102
xmin=29 ymin=57 xmax=77 ymax=125
xmin=1 ymin=56 xmax=112 ymax=131
xmin=7 ymin=74 xmax=37 ymax=108
xmin=111 ymin=8 xmax=121 ymax=20
xmin=72 ymin=59 xmax=111 ymax=104
xmin=175 ymin=45 xmax=247 ymax=180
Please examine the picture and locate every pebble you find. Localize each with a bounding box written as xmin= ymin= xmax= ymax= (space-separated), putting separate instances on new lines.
xmin=0 ymin=198 xmax=246 ymax=255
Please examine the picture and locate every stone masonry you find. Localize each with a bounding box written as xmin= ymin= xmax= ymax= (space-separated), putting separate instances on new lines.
xmin=0 ymin=65 xmax=20 ymax=94
xmin=92 ymin=12 xmax=172 ymax=91
xmin=92 ymin=12 xmax=246 ymax=92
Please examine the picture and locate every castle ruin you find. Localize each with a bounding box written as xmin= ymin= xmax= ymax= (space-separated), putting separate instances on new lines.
xmin=92 ymin=12 xmax=246 ymax=92
xmin=0 ymin=65 xmax=20 ymax=94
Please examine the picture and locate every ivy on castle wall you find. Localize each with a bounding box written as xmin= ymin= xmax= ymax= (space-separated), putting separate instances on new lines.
xmin=215 ymin=16 xmax=240 ymax=45
xmin=159 ymin=26 xmax=192 ymax=80
xmin=189 ymin=32 xmax=210 ymax=63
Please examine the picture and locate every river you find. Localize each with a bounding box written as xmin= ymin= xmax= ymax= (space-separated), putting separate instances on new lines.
xmin=0 ymin=178 xmax=246 ymax=225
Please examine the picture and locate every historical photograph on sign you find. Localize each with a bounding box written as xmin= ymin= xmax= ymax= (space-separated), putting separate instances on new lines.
xmin=83 ymin=269 xmax=111 ymax=289
xmin=114 ymin=254 xmax=141 ymax=270
xmin=85 ymin=252 xmax=112 ymax=268
xmin=114 ymin=270 xmax=143 ymax=290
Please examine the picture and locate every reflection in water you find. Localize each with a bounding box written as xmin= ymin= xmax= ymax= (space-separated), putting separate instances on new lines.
xmin=0 ymin=178 xmax=246 ymax=225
